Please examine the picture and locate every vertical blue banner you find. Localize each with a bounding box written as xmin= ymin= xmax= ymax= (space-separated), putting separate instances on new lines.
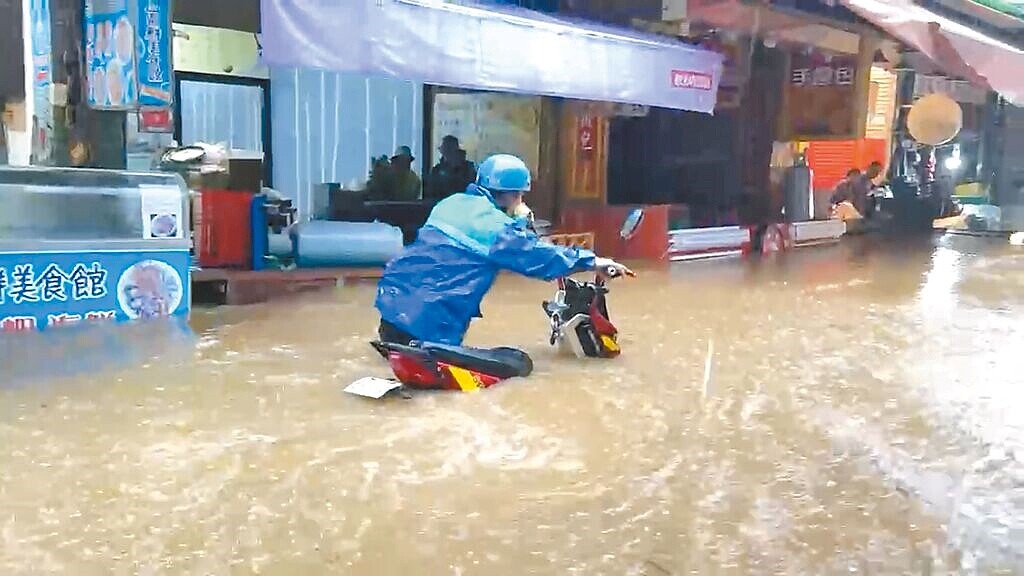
xmin=136 ymin=0 xmax=173 ymax=108
xmin=0 ymin=250 xmax=190 ymax=333
xmin=30 ymin=0 xmax=53 ymax=162
xmin=83 ymin=0 xmax=138 ymax=109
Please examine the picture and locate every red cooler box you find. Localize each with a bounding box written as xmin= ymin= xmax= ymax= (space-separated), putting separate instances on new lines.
xmin=197 ymin=189 xmax=253 ymax=269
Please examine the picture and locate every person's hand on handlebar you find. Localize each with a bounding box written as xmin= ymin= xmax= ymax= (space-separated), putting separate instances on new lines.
xmin=594 ymin=257 xmax=635 ymax=278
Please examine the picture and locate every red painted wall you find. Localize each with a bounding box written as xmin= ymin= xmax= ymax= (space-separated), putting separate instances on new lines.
xmin=559 ymin=204 xmax=669 ymax=261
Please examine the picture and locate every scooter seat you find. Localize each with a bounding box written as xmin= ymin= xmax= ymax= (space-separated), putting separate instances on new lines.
xmin=420 ymin=342 xmax=534 ymax=379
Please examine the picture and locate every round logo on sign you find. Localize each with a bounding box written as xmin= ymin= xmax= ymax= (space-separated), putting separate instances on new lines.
xmin=117 ymin=260 xmax=184 ymax=320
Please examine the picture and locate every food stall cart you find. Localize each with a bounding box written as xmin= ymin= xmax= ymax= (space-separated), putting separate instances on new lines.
xmin=0 ymin=167 xmax=191 ymax=333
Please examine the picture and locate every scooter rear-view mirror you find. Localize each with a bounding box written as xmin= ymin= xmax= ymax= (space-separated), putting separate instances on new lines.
xmin=620 ymin=208 xmax=644 ymax=241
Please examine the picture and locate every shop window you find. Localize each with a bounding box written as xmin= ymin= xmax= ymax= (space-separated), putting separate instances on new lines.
xmin=179 ymin=80 xmax=265 ymax=153
xmin=607 ymin=107 xmax=738 ymax=227
xmin=431 ymin=91 xmax=542 ymax=174
xmin=173 ymin=74 xmax=271 ymax=185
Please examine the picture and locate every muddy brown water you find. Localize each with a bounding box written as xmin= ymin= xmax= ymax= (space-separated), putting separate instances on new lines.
xmin=2 ymin=235 xmax=1023 ymax=575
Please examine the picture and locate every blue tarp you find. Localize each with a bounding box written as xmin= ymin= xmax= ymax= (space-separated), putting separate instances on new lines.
xmin=260 ymin=0 xmax=724 ymax=113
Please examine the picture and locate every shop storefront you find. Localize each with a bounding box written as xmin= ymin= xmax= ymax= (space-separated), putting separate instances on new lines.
xmin=842 ymin=0 xmax=1024 ymax=229
xmin=644 ymin=0 xmax=1023 ymax=255
xmin=1 ymin=1 xmax=198 ymax=335
xmin=425 ymin=89 xmax=636 ymax=232
xmin=784 ymin=42 xmax=889 ymax=219
xmin=260 ymin=0 xmax=724 ymax=260
xmin=897 ymin=69 xmax=994 ymax=204
xmin=628 ymin=0 xmax=882 ymax=257
xmin=592 ymin=35 xmax=787 ymax=234
xmin=797 ymin=64 xmax=898 ymax=208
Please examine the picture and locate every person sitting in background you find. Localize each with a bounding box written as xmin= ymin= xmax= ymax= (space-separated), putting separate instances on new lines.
xmin=866 ymin=161 xmax=885 ymax=187
xmin=831 ymin=169 xmax=859 ymax=206
xmin=390 ymin=146 xmax=421 ymax=201
xmin=862 ymin=161 xmax=885 ymax=218
xmin=426 ymin=135 xmax=477 ymax=200
xmin=831 ymin=169 xmax=863 ymax=221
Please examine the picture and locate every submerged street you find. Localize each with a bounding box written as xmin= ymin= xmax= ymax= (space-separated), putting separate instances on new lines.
xmin=2 ymin=235 xmax=1023 ymax=574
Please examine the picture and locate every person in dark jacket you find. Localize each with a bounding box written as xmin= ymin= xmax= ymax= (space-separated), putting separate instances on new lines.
xmin=831 ymin=169 xmax=861 ymax=207
xmin=426 ymin=135 xmax=477 ymax=200
xmin=375 ymin=154 xmax=631 ymax=346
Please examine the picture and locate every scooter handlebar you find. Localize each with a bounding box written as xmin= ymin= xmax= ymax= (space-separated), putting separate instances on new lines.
xmin=600 ymin=265 xmax=636 ymax=279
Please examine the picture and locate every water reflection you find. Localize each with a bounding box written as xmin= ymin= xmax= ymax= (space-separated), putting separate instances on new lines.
xmin=1 ymin=234 xmax=1022 ymax=574
xmin=918 ymin=246 xmax=963 ymax=318
xmin=0 ymin=316 xmax=195 ymax=389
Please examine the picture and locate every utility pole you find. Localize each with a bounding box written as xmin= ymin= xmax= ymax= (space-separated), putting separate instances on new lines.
xmin=1 ymin=0 xmax=29 ymax=165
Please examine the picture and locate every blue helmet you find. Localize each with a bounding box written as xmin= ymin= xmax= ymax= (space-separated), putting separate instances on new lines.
xmin=476 ymin=154 xmax=531 ymax=194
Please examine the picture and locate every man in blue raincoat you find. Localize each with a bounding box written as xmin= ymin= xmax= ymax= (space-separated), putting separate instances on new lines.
xmin=375 ymin=154 xmax=632 ymax=347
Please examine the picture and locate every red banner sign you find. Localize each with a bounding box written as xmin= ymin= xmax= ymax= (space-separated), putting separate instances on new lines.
xmin=578 ymin=116 xmax=596 ymax=156
xmin=671 ymin=70 xmax=714 ymax=91
xmin=139 ymin=107 xmax=173 ymax=133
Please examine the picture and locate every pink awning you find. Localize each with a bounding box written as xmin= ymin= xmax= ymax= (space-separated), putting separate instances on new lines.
xmin=843 ymin=0 xmax=1024 ymax=104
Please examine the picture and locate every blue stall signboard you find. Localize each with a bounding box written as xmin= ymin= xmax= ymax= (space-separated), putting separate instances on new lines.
xmin=136 ymin=0 xmax=173 ymax=108
xmin=83 ymin=0 xmax=138 ymax=109
xmin=0 ymin=250 xmax=190 ymax=333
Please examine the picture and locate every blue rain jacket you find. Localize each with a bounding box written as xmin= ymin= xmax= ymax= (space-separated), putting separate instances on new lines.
xmin=375 ymin=185 xmax=597 ymax=345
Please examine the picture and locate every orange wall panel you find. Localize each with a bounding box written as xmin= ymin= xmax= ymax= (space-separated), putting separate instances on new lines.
xmin=804 ymin=138 xmax=888 ymax=191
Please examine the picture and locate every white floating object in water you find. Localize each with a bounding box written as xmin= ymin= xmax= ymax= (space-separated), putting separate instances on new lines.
xmin=345 ymin=377 xmax=402 ymax=399
xmin=1010 ymin=232 xmax=1024 ymax=246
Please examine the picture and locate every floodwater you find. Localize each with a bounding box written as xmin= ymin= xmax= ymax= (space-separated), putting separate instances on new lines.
xmin=2 ymin=234 xmax=1023 ymax=575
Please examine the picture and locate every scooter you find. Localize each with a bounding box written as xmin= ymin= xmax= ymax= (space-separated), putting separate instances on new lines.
xmin=352 ymin=210 xmax=643 ymax=396
xmin=543 ymin=208 xmax=641 ymax=359
xmin=543 ymin=266 xmax=623 ymax=359
xmin=368 ymin=264 xmax=623 ymax=393
xmin=369 ymin=340 xmax=533 ymax=392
